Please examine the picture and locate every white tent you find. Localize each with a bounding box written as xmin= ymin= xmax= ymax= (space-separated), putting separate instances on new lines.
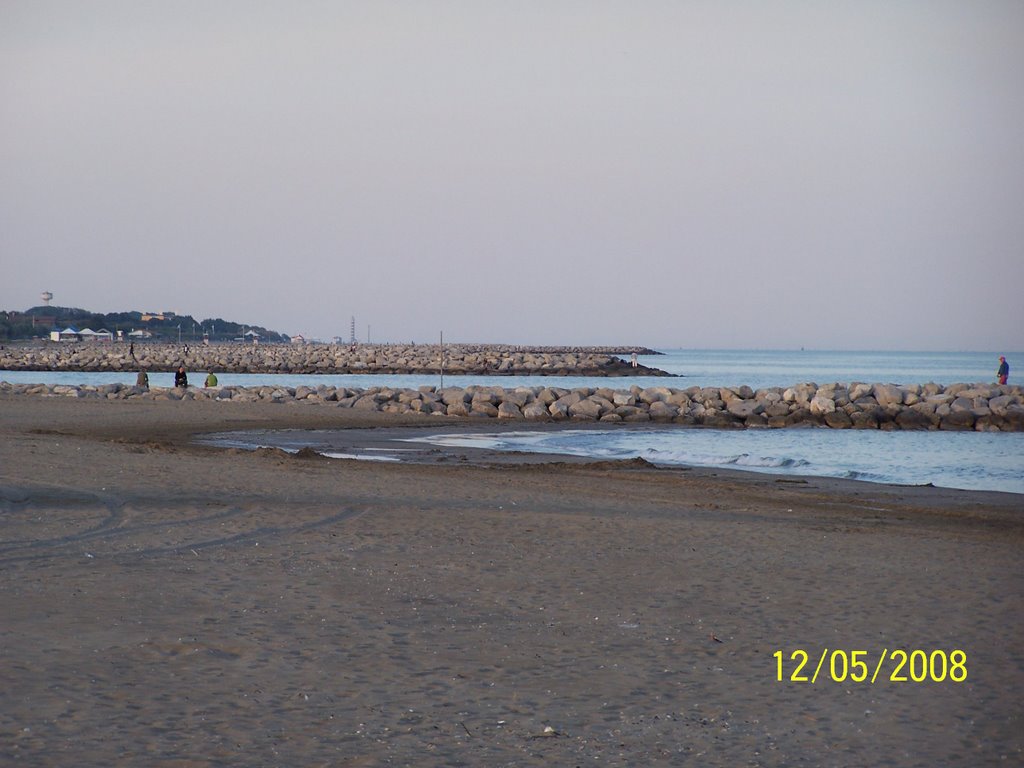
xmin=50 ymin=327 xmax=81 ymax=342
xmin=78 ymin=328 xmax=111 ymax=342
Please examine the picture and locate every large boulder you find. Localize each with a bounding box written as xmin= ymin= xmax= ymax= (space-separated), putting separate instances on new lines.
xmin=849 ymin=383 xmax=873 ymax=401
xmin=850 ymin=411 xmax=879 ymax=429
xmin=1001 ymin=405 xmax=1024 ymax=430
xmin=441 ymin=388 xmax=469 ymax=406
xmin=548 ymin=401 xmax=570 ymax=420
xmin=639 ymin=387 xmax=671 ymax=405
xmin=988 ymin=394 xmax=1018 ymax=416
xmin=649 ymin=401 xmax=678 ymax=420
xmin=824 ymin=411 xmax=852 ymax=429
xmin=536 ymin=388 xmax=560 ymax=405
xmin=615 ymin=405 xmax=647 ymax=419
xmin=471 ymin=401 xmax=499 ymax=418
xmin=613 ymin=391 xmax=636 ymax=406
xmin=940 ymin=410 xmax=975 ymax=430
xmin=727 ymin=399 xmax=764 ymax=418
xmin=895 ymin=409 xmax=934 ymax=430
xmin=703 ymin=411 xmax=741 ymax=428
xmin=523 ymin=402 xmax=549 ymax=420
xmin=569 ymin=398 xmax=603 ymax=420
xmin=873 ymin=384 xmax=904 ymax=407
xmin=809 ymin=395 xmax=836 ymax=416
xmin=446 ymin=401 xmax=470 ymax=417
xmin=471 ymin=389 xmax=499 ymax=406
xmin=502 ymin=389 xmax=532 ymax=408
xmin=667 ymin=391 xmax=692 ymax=407
xmin=497 ymin=401 xmax=524 ymax=419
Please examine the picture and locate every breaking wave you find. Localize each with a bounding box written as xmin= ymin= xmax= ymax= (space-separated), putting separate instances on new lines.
xmin=406 ymin=428 xmax=1023 ymax=494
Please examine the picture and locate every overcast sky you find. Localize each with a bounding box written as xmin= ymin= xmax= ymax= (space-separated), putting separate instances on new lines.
xmin=2 ymin=2 xmax=1022 ymax=350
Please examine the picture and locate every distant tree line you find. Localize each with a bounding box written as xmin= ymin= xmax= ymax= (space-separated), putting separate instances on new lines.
xmin=0 ymin=306 xmax=287 ymax=343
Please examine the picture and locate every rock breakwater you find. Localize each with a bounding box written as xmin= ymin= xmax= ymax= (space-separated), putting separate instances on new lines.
xmin=0 ymin=343 xmax=667 ymax=377
xmin=4 ymin=380 xmax=1022 ymax=431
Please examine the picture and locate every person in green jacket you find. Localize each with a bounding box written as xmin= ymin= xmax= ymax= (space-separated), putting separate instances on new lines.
xmin=205 ymin=371 xmax=219 ymax=388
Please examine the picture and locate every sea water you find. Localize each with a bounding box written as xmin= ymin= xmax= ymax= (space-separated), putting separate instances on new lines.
xmin=0 ymin=348 xmax=1014 ymax=391
xmin=403 ymin=427 xmax=1024 ymax=495
xmin=4 ymin=349 xmax=1021 ymax=494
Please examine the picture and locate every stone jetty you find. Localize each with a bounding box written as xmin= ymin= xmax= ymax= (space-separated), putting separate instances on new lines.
xmin=0 ymin=342 xmax=667 ymax=377
xmin=3 ymin=380 xmax=1022 ymax=431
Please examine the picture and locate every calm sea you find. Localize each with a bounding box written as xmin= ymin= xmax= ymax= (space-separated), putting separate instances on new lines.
xmin=4 ymin=349 xmax=1021 ymax=494
xmin=0 ymin=348 xmax=1014 ymax=390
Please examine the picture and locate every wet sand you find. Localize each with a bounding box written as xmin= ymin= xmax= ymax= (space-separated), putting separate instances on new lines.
xmin=1 ymin=394 xmax=1022 ymax=766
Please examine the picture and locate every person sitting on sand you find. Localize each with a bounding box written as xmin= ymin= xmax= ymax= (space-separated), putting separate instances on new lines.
xmin=997 ymin=356 xmax=1009 ymax=385
xmin=174 ymin=366 xmax=188 ymax=389
xmin=205 ymin=371 xmax=218 ymax=388
xmin=136 ymin=369 xmax=149 ymax=390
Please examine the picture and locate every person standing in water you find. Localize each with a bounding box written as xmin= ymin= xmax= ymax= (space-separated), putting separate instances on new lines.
xmin=997 ymin=356 xmax=1009 ymax=385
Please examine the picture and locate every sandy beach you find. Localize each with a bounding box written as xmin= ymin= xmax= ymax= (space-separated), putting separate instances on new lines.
xmin=1 ymin=394 xmax=1022 ymax=767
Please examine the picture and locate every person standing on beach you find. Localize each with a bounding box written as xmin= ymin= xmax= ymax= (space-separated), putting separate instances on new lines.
xmin=997 ymin=356 xmax=1009 ymax=385
xmin=631 ymin=352 xmax=638 ymax=368
xmin=174 ymin=365 xmax=188 ymax=389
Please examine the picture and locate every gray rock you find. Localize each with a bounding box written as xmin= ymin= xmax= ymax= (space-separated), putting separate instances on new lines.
xmin=497 ymin=401 xmax=524 ymax=419
xmin=727 ymin=399 xmax=764 ymax=418
xmin=523 ymin=402 xmax=549 ymax=420
xmin=988 ymin=395 xmax=1016 ymax=416
xmin=649 ymin=401 xmax=678 ymax=420
xmin=548 ymin=401 xmax=570 ymax=420
xmin=569 ymin=399 xmax=602 ymax=420
xmin=441 ymin=388 xmax=469 ymax=406
xmin=940 ymin=411 xmax=975 ymax=430
xmin=446 ymin=401 xmax=470 ymax=417
xmin=824 ymin=411 xmax=852 ymax=429
xmin=850 ymin=411 xmax=879 ymax=429
xmin=472 ymin=402 xmax=499 ymax=417
xmin=809 ymin=395 xmax=836 ymax=416
xmin=873 ymin=384 xmax=904 ymax=407
xmin=895 ymin=409 xmax=933 ymax=430
xmin=613 ymin=391 xmax=636 ymax=406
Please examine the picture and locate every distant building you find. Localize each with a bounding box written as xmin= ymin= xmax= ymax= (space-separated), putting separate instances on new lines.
xmin=50 ymin=327 xmax=81 ymax=342
xmin=78 ymin=328 xmax=114 ymax=342
xmin=140 ymin=311 xmax=176 ymax=322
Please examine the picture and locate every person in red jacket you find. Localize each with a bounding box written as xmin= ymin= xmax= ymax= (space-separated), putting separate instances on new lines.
xmin=997 ymin=356 xmax=1009 ymax=385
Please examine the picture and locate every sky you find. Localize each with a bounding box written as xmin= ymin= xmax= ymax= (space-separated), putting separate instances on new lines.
xmin=2 ymin=1 xmax=1022 ymax=350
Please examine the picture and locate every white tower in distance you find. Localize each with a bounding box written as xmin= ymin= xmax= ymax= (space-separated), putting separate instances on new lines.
xmin=41 ymin=291 xmax=53 ymax=306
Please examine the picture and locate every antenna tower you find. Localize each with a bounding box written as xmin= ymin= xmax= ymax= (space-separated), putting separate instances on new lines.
xmin=349 ymin=316 xmax=356 ymax=345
